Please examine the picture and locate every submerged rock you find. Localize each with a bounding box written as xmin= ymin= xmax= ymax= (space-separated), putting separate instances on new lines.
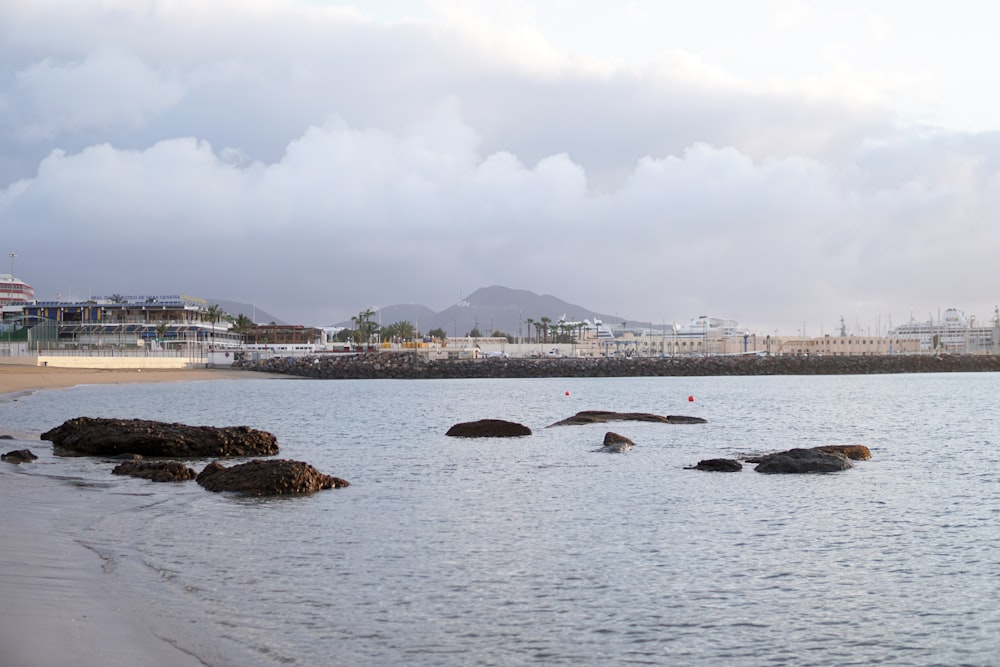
xmin=112 ymin=461 xmax=197 ymax=482
xmin=2 ymin=449 xmax=38 ymax=464
xmin=754 ymin=448 xmax=852 ymax=474
xmin=41 ymin=417 xmax=279 ymax=458
xmin=549 ymin=410 xmax=706 ymax=427
xmin=446 ymin=419 xmax=532 ymax=438
xmin=196 ymin=459 xmax=350 ymax=496
xmin=599 ymin=431 xmax=634 ymax=453
xmin=686 ymin=458 xmax=743 ymax=472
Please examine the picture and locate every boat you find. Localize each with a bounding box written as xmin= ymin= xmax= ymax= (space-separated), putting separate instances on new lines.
xmin=0 ymin=274 xmax=34 ymax=306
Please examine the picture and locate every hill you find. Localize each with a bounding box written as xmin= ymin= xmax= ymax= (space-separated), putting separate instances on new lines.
xmin=346 ymin=285 xmax=628 ymax=338
xmin=207 ymin=299 xmax=286 ymax=326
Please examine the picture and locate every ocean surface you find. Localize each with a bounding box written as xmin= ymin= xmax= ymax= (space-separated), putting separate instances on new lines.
xmin=2 ymin=373 xmax=1000 ymax=666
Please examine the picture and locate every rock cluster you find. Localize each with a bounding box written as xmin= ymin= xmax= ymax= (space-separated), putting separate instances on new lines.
xmin=112 ymin=461 xmax=197 ymax=482
xmin=446 ymin=419 xmax=532 ymax=437
xmin=236 ymin=352 xmax=1000 ymax=380
xmin=196 ymin=459 xmax=350 ymax=496
xmin=41 ymin=417 xmax=279 ymax=458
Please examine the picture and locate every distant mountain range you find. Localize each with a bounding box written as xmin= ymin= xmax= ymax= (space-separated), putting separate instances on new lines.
xmin=208 ymin=299 xmax=285 ymax=326
xmin=337 ymin=285 xmax=630 ymax=337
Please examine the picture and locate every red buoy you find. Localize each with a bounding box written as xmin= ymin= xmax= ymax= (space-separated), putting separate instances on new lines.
xmin=688 ymin=395 xmax=695 ymax=402
xmin=565 ymin=391 xmax=571 ymax=396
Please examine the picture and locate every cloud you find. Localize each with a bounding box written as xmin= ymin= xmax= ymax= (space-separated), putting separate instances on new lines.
xmin=2 ymin=0 xmax=1000 ymax=333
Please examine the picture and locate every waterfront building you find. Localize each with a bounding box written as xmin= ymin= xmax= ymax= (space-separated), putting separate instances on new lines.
xmin=4 ymin=294 xmax=241 ymax=351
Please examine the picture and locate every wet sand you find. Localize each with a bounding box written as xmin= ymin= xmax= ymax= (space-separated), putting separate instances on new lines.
xmin=0 ymin=365 xmax=263 ymax=667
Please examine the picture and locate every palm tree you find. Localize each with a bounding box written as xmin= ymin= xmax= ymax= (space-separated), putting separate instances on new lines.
xmin=233 ymin=314 xmax=254 ymax=342
xmin=525 ymin=318 xmax=535 ymax=344
xmin=205 ymin=304 xmax=228 ymax=349
xmin=155 ymin=321 xmax=169 ymax=348
xmin=351 ymin=308 xmax=377 ymax=348
xmin=540 ymin=316 xmax=552 ymax=344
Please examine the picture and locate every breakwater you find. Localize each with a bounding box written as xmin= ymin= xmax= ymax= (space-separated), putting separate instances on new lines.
xmin=235 ymin=353 xmax=1000 ymax=379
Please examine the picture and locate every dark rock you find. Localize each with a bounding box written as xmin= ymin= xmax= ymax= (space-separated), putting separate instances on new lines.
xmin=814 ymin=444 xmax=871 ymax=460
xmin=445 ymin=419 xmax=532 ymax=438
xmin=41 ymin=417 xmax=279 ymax=458
xmin=754 ymin=448 xmax=852 ymax=474
xmin=196 ymin=459 xmax=350 ymax=496
xmin=549 ymin=410 xmax=706 ymax=426
xmin=599 ymin=431 xmax=634 ymax=453
xmin=0 ymin=434 xmax=14 ymax=439
xmin=2 ymin=449 xmax=38 ymax=464
xmin=666 ymin=415 xmax=709 ymax=424
xmin=112 ymin=461 xmax=197 ymax=482
xmin=109 ymin=453 xmax=144 ymax=461
xmin=686 ymin=458 xmax=743 ymax=472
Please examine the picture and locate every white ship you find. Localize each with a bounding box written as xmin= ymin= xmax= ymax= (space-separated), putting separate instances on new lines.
xmin=0 ymin=274 xmax=34 ymax=306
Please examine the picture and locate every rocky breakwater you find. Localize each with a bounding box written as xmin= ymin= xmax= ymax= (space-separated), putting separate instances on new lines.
xmin=41 ymin=417 xmax=280 ymax=458
xmin=236 ymin=352 xmax=1000 ymax=379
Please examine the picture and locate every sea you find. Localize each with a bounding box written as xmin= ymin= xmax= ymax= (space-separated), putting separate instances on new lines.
xmin=2 ymin=372 xmax=999 ymax=666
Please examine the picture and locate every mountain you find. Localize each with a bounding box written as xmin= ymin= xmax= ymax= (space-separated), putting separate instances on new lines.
xmin=208 ymin=299 xmax=286 ymax=325
xmin=349 ymin=285 xmax=627 ymax=338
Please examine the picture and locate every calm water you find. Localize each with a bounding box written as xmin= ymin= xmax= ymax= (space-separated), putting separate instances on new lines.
xmin=2 ymin=373 xmax=1000 ymax=666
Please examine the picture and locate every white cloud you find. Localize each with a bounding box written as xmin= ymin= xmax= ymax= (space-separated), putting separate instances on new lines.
xmin=2 ymin=0 xmax=1000 ymax=332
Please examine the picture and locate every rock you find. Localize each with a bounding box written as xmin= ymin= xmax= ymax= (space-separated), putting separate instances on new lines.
xmin=41 ymin=417 xmax=279 ymax=458
xmin=754 ymin=448 xmax=852 ymax=474
xmin=196 ymin=459 xmax=350 ymax=496
xmin=666 ymin=415 xmax=709 ymax=424
xmin=549 ymin=410 xmax=706 ymax=426
xmin=814 ymin=444 xmax=871 ymax=460
xmin=599 ymin=432 xmax=634 ymax=453
xmin=0 ymin=434 xmax=14 ymax=440
xmin=109 ymin=453 xmax=144 ymax=461
xmin=686 ymin=458 xmax=743 ymax=472
xmin=445 ymin=419 xmax=532 ymax=438
xmin=2 ymin=449 xmax=38 ymax=464
xmin=112 ymin=461 xmax=197 ymax=482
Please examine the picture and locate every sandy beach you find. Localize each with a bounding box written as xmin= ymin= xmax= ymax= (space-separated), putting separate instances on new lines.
xmin=0 ymin=365 xmax=261 ymax=667
xmin=0 ymin=364 xmax=257 ymax=399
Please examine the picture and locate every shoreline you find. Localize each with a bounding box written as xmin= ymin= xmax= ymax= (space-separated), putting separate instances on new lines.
xmin=0 ymin=366 xmax=265 ymax=667
xmin=0 ymin=365 xmax=258 ymax=399
xmin=0 ymin=461 xmax=211 ymax=667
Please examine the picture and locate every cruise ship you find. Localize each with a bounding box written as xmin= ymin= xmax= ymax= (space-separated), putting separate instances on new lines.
xmin=890 ymin=308 xmax=1000 ymax=353
xmin=0 ymin=274 xmax=35 ymax=306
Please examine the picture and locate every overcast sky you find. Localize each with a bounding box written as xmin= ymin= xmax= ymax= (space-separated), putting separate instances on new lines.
xmin=3 ymin=0 xmax=1000 ymax=333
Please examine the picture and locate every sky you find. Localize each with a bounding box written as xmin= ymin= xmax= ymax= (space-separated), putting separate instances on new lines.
xmin=3 ymin=0 xmax=1000 ymax=334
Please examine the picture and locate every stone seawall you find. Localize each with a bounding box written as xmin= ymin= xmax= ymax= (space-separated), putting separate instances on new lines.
xmin=236 ymin=353 xmax=1000 ymax=380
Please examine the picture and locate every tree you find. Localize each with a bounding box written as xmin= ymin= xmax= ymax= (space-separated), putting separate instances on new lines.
xmin=351 ymin=308 xmax=378 ymax=347
xmin=468 ymin=327 xmax=482 ymax=338
xmin=525 ymin=318 xmax=535 ymax=344
xmin=428 ymin=327 xmax=447 ymax=341
xmin=540 ymin=316 xmax=552 ymax=343
xmin=382 ymin=320 xmax=416 ymax=342
xmin=155 ymin=321 xmax=169 ymax=346
xmin=205 ymin=304 xmax=229 ymax=349
xmin=233 ymin=314 xmax=254 ymax=342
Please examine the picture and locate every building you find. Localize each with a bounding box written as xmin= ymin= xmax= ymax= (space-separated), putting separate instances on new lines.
xmin=3 ymin=294 xmax=241 ymax=351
